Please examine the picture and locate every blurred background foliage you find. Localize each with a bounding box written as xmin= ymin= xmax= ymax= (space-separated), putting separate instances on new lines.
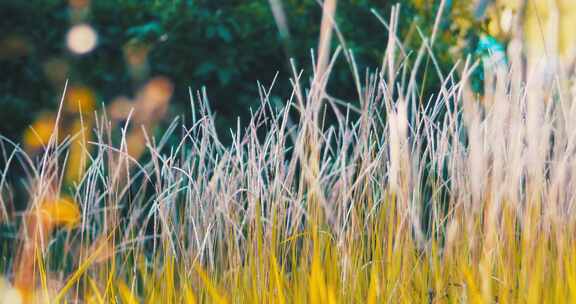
xmin=5 ymin=0 xmax=573 ymax=146
xmin=0 ymin=0 xmax=486 ymax=145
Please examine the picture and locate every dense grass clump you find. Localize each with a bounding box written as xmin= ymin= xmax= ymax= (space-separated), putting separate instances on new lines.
xmin=3 ymin=3 xmax=576 ymax=303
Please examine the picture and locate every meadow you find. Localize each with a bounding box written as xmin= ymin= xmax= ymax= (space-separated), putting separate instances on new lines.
xmin=2 ymin=1 xmax=576 ymax=303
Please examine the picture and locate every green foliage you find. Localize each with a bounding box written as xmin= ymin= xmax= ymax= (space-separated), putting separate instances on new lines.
xmin=0 ymin=0 xmax=476 ymax=143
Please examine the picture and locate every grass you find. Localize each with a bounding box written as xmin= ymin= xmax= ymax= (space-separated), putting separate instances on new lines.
xmin=2 ymin=2 xmax=576 ymax=303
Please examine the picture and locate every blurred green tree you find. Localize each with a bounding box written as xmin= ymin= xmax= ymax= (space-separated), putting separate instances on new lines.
xmin=0 ymin=0 xmax=467 ymax=143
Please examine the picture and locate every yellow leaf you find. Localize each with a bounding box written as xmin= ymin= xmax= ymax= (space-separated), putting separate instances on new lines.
xmin=65 ymin=86 xmax=96 ymax=115
xmin=38 ymin=196 xmax=81 ymax=229
xmin=23 ymin=114 xmax=57 ymax=152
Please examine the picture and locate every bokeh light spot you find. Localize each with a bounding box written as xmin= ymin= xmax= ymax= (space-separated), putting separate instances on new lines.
xmin=66 ymin=24 xmax=97 ymax=55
